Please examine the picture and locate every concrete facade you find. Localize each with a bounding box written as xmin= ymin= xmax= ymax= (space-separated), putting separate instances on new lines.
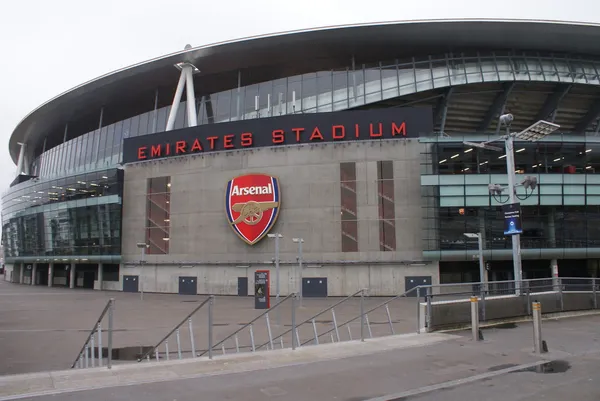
xmin=121 ymin=139 xmax=439 ymax=296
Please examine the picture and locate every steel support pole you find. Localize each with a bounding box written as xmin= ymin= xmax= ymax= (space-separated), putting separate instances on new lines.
xmin=477 ymin=233 xmax=485 ymax=292
xmin=504 ymin=133 xmax=523 ymax=295
xmin=184 ymin=66 xmax=198 ymax=127
xmin=165 ymin=70 xmax=187 ymax=131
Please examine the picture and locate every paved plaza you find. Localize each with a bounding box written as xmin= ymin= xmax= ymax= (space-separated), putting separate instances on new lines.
xmin=0 ymin=313 xmax=599 ymax=400
xmin=0 ymin=279 xmax=417 ymax=375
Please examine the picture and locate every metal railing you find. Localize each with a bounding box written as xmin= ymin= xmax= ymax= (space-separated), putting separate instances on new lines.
xmin=255 ymin=288 xmax=366 ymax=350
xmin=296 ymin=287 xmax=421 ymax=346
xmin=197 ymin=293 xmax=297 ymax=357
xmin=138 ymin=295 xmax=214 ymax=362
xmin=71 ymin=298 xmax=115 ymax=369
xmin=418 ymin=277 xmax=599 ymax=332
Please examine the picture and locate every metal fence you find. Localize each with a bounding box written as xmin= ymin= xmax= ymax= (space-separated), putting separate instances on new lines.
xmin=71 ymin=298 xmax=115 ymax=369
xmin=73 ymin=276 xmax=599 ymax=369
xmin=418 ymin=277 xmax=599 ymax=332
xmin=138 ymin=296 xmax=214 ymax=362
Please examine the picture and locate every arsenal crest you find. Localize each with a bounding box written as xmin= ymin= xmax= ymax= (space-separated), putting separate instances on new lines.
xmin=225 ymin=174 xmax=281 ymax=245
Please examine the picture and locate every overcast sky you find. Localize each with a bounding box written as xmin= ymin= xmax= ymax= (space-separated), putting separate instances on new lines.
xmin=1 ymin=0 xmax=600 ymax=209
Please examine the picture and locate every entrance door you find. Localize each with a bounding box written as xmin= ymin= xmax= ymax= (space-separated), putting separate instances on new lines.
xmin=83 ymin=271 xmax=95 ymax=289
xmin=237 ymin=277 xmax=248 ymax=296
xmin=178 ymin=277 xmax=197 ymax=295
xmin=302 ymin=278 xmax=327 ymax=297
xmin=123 ymin=275 xmax=139 ymax=293
xmin=405 ymin=276 xmax=432 ymax=297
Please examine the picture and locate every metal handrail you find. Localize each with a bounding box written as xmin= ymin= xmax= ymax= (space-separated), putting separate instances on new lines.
xmin=71 ymin=298 xmax=115 ymax=369
xmin=196 ymin=293 xmax=296 ymax=357
xmin=138 ymin=295 xmax=213 ymax=362
xmin=256 ymin=288 xmax=366 ymax=350
xmin=300 ymin=286 xmax=419 ymax=346
xmin=421 ymin=277 xmax=584 ymax=291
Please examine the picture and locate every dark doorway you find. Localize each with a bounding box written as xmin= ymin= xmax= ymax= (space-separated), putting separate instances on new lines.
xmin=237 ymin=277 xmax=248 ymax=296
xmin=82 ymin=271 xmax=95 ymax=289
xmin=37 ymin=264 xmax=49 ymax=286
xmin=405 ymin=276 xmax=432 ymax=297
xmin=123 ymin=275 xmax=139 ymax=293
xmin=302 ymin=278 xmax=327 ymax=297
xmin=178 ymin=276 xmax=197 ymax=295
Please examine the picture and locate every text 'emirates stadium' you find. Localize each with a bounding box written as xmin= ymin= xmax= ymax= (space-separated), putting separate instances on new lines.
xmin=4 ymin=19 xmax=600 ymax=296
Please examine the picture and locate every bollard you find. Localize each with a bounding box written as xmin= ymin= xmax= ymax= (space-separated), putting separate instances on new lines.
xmin=416 ymin=287 xmax=421 ymax=334
xmin=470 ymin=296 xmax=480 ymax=341
xmin=532 ymin=302 xmax=543 ymax=354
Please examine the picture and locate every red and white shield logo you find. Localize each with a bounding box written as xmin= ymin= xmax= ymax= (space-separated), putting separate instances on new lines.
xmin=225 ymin=174 xmax=281 ymax=245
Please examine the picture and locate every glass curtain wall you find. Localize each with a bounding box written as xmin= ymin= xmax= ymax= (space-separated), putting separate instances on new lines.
xmin=29 ymin=52 xmax=600 ymax=179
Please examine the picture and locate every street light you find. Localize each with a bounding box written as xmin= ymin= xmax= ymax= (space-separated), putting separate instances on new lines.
xmin=267 ymin=233 xmax=283 ymax=315
xmin=136 ymin=242 xmax=149 ymax=300
xmin=464 ymin=233 xmax=485 ymax=289
xmin=500 ymin=116 xmax=559 ymax=293
xmin=465 ymin=115 xmax=560 ymax=295
xmin=292 ymin=238 xmax=304 ymax=305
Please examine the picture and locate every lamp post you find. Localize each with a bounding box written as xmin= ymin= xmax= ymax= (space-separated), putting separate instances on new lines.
xmin=267 ymin=233 xmax=283 ymax=313
xmin=136 ymin=242 xmax=149 ymax=300
xmin=464 ymin=233 xmax=485 ymax=290
xmin=464 ymin=115 xmax=560 ymax=295
xmin=292 ymin=238 xmax=304 ymax=306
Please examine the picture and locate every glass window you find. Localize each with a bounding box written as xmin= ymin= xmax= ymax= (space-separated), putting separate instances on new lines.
xmin=377 ymin=161 xmax=396 ymax=251
xmin=332 ymin=70 xmax=349 ymax=111
xmin=340 ymin=162 xmax=358 ymax=252
xmin=138 ymin=112 xmax=150 ymax=136
xmin=129 ymin=115 xmax=140 ymax=138
xmin=216 ymin=90 xmax=233 ymax=122
xmin=146 ymin=176 xmax=171 ymax=254
xmin=258 ymin=83 xmax=272 ymax=118
xmin=288 ymin=76 xmax=301 ymax=114
xmin=272 ymin=78 xmax=287 ymax=116
xmin=316 ymin=71 xmax=333 ymax=112
xmin=155 ymin=107 xmax=167 ymax=133
xmin=349 ymin=65 xmax=365 ymax=108
xmin=301 ymin=73 xmax=317 ymax=112
xmin=243 ymin=84 xmax=258 ymax=119
xmin=364 ymin=63 xmax=383 ymax=103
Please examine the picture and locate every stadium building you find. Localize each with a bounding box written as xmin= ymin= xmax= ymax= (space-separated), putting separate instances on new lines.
xmin=3 ymin=19 xmax=600 ymax=296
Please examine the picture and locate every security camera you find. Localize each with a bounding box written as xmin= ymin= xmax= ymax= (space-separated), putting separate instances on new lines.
xmin=499 ymin=114 xmax=514 ymax=126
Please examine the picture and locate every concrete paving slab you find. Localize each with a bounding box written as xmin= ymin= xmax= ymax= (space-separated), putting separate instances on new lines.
xmin=0 ymin=280 xmax=418 ymax=375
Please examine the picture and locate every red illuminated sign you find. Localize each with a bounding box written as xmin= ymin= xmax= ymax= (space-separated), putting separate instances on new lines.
xmin=122 ymin=108 xmax=433 ymax=164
